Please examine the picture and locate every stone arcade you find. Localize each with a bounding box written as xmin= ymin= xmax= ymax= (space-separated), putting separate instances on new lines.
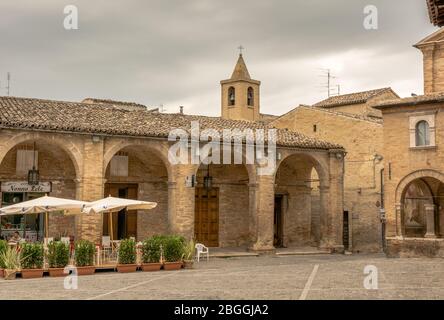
xmin=0 ymin=56 xmax=345 ymax=252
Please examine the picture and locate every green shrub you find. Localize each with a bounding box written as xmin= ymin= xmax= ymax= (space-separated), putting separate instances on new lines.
xmin=163 ymin=235 xmax=185 ymax=262
xmin=20 ymin=243 xmax=44 ymax=269
xmin=0 ymin=240 xmax=8 ymax=268
xmin=118 ymin=239 xmax=136 ymax=264
xmin=75 ymin=240 xmax=95 ymax=267
xmin=141 ymin=235 xmax=165 ymax=263
xmin=183 ymin=239 xmax=195 ymax=261
xmin=47 ymin=241 xmax=70 ymax=268
xmin=0 ymin=247 xmax=21 ymax=270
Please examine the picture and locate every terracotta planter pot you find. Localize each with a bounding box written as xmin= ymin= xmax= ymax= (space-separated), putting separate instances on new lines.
xmin=163 ymin=262 xmax=183 ymax=270
xmin=48 ymin=268 xmax=66 ymax=277
xmin=21 ymin=269 xmax=44 ymax=279
xmin=76 ymin=266 xmax=96 ymax=276
xmin=4 ymin=269 xmax=17 ymax=280
xmin=117 ymin=264 xmax=138 ymax=273
xmin=0 ymin=268 xmax=4 ymax=278
xmin=141 ymin=263 xmax=162 ymax=272
xmin=183 ymin=260 xmax=194 ymax=269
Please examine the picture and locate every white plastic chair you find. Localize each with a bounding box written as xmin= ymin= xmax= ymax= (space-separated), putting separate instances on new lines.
xmin=195 ymin=243 xmax=209 ymax=262
xmin=44 ymin=237 xmax=54 ymax=246
xmin=102 ymin=236 xmax=112 ymax=263
xmin=61 ymin=237 xmax=70 ymax=245
xmin=102 ymin=236 xmax=111 ymax=248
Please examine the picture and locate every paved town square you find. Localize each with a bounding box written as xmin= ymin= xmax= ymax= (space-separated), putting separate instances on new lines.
xmin=0 ymin=254 xmax=443 ymax=300
xmin=3 ymin=1 xmax=444 ymax=304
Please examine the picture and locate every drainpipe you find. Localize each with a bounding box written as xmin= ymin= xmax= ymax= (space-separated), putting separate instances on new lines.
xmin=380 ymin=168 xmax=386 ymax=252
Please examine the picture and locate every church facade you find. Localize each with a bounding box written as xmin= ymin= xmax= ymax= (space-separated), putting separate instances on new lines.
xmin=373 ymin=28 xmax=444 ymax=257
xmin=0 ymin=56 xmax=346 ymax=252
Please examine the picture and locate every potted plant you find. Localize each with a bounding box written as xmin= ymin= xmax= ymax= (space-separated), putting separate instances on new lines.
xmin=182 ymin=239 xmax=195 ymax=269
xmin=20 ymin=243 xmax=44 ymax=279
xmin=141 ymin=235 xmax=163 ymax=271
xmin=47 ymin=241 xmax=70 ymax=277
xmin=74 ymin=240 xmax=96 ymax=276
xmin=117 ymin=238 xmax=137 ymax=273
xmin=163 ymin=235 xmax=185 ymax=270
xmin=0 ymin=247 xmax=21 ymax=280
xmin=0 ymin=240 xmax=7 ymax=278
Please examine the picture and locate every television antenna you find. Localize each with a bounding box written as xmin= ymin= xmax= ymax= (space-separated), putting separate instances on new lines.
xmin=6 ymin=72 xmax=11 ymax=96
xmin=318 ymin=69 xmax=340 ymax=98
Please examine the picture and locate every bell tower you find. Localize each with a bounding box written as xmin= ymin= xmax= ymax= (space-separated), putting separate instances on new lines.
xmin=221 ymin=50 xmax=260 ymax=121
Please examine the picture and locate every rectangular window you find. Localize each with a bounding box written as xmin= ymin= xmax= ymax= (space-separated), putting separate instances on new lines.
xmin=16 ymin=148 xmax=38 ymax=174
xmin=110 ymin=152 xmax=128 ymax=177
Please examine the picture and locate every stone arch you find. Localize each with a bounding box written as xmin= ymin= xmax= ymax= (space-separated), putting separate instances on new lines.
xmin=275 ymin=150 xmax=329 ymax=187
xmin=102 ymin=138 xmax=171 ymax=241
xmin=395 ymin=169 xmax=444 ymax=203
xmin=193 ymin=158 xmax=257 ymax=186
xmin=103 ymin=138 xmax=172 ymax=179
xmin=0 ymin=131 xmax=83 ymax=178
xmin=194 ymin=159 xmax=252 ymax=248
xmin=274 ymin=150 xmax=330 ymax=247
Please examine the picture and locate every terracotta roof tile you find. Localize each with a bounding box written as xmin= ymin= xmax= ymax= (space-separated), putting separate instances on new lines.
xmin=313 ymin=88 xmax=393 ymax=108
xmin=304 ymin=106 xmax=383 ymax=124
xmin=372 ymin=92 xmax=444 ymax=109
xmin=0 ymin=96 xmax=343 ymax=150
xmin=82 ymin=98 xmax=148 ymax=111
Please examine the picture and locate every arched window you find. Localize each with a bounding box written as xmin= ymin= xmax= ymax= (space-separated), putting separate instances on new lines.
xmin=247 ymin=87 xmax=254 ymax=106
xmin=228 ymin=87 xmax=235 ymax=106
xmin=416 ymin=120 xmax=430 ymax=146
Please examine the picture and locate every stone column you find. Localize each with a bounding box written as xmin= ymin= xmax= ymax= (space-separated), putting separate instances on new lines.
xmin=251 ymin=174 xmax=275 ymax=251
xmin=248 ymin=182 xmax=258 ymax=247
xmin=319 ymin=186 xmax=331 ymax=248
xmin=75 ymin=138 xmax=105 ymax=244
xmin=395 ymin=203 xmax=402 ymax=237
xmin=424 ymin=203 xmax=437 ymax=238
xmin=319 ymin=151 xmax=345 ymax=253
xmin=168 ymin=164 xmax=195 ymax=240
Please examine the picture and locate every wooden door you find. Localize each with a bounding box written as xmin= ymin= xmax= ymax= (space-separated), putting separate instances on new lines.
xmin=274 ymin=195 xmax=284 ymax=247
xmin=343 ymin=211 xmax=350 ymax=250
xmin=103 ymin=184 xmax=138 ymax=240
xmin=126 ymin=186 xmax=137 ymax=238
xmin=194 ymin=188 xmax=219 ymax=247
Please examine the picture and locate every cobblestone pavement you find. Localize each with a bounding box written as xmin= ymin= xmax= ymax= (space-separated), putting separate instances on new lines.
xmin=1 ymin=254 xmax=443 ymax=300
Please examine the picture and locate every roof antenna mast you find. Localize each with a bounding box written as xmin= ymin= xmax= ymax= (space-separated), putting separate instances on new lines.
xmin=6 ymin=72 xmax=11 ymax=96
xmin=318 ymin=69 xmax=339 ymax=98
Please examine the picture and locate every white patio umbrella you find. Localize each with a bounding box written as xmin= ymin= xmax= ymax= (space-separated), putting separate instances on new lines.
xmin=0 ymin=195 xmax=90 ymax=238
xmin=83 ymin=196 xmax=157 ymax=240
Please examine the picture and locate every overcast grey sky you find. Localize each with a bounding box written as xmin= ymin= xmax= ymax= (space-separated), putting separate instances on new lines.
xmin=0 ymin=0 xmax=438 ymax=116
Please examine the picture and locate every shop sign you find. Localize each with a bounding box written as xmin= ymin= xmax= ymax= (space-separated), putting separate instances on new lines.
xmin=1 ymin=181 xmax=52 ymax=193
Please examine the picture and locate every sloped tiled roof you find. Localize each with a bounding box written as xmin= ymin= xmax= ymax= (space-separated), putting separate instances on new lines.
xmin=313 ymin=88 xmax=395 ymax=108
xmin=259 ymin=113 xmax=279 ymax=124
xmin=426 ymin=0 xmax=444 ymax=26
xmin=372 ymin=92 xmax=444 ymax=109
xmin=82 ymin=98 xmax=148 ymax=111
xmin=269 ymin=105 xmax=383 ymax=126
xmin=303 ymin=106 xmax=383 ymax=124
xmin=0 ymin=96 xmax=343 ymax=150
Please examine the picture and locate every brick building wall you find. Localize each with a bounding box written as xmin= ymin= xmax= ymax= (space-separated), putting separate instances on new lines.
xmin=375 ymin=98 xmax=444 ymax=257
xmin=0 ymin=128 xmax=345 ymax=252
xmin=272 ymin=106 xmax=384 ymax=252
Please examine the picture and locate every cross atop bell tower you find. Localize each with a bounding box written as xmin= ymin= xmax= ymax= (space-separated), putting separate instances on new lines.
xmin=220 ymin=49 xmax=261 ymax=122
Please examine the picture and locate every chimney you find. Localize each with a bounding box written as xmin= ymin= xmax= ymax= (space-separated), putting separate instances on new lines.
xmin=179 ymin=106 xmax=184 ymax=114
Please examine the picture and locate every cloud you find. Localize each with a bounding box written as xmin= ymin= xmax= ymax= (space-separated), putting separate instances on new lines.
xmin=0 ymin=0 xmax=437 ymax=116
